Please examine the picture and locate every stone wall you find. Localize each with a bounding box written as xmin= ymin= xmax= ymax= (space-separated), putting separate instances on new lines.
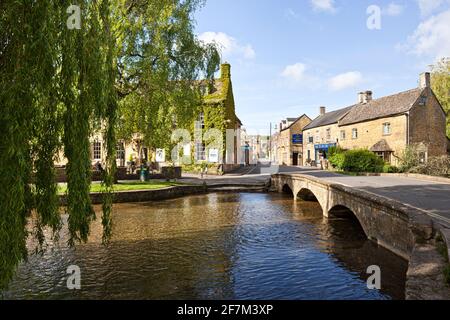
xmin=59 ymin=184 xmax=207 ymax=205
xmin=271 ymin=173 xmax=450 ymax=299
xmin=409 ymin=90 xmax=447 ymax=158
xmin=339 ymin=115 xmax=408 ymax=166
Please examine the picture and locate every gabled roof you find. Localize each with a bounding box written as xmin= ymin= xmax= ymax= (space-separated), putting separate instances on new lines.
xmin=339 ymin=88 xmax=423 ymax=126
xmin=280 ymin=114 xmax=312 ymax=132
xmin=303 ymin=106 xmax=353 ymax=130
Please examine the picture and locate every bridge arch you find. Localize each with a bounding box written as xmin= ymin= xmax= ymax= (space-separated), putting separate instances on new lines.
xmin=328 ymin=204 xmax=369 ymax=238
xmin=282 ymin=183 xmax=294 ymax=197
xmin=297 ymin=188 xmax=319 ymax=202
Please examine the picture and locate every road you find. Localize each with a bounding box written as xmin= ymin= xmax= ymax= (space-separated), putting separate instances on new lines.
xmin=180 ymin=163 xmax=450 ymax=228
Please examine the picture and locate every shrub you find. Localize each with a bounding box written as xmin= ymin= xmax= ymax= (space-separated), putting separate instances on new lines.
xmin=398 ymin=145 xmax=421 ymax=172
xmin=329 ymin=149 xmax=384 ymax=173
xmin=329 ymin=152 xmax=345 ymax=169
xmin=383 ymin=164 xmax=399 ymax=173
xmin=408 ymin=156 xmax=450 ymax=177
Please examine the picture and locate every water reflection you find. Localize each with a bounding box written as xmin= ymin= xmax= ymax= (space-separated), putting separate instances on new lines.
xmin=2 ymin=193 xmax=407 ymax=300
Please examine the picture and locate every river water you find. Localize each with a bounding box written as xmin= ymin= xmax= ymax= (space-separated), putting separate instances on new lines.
xmin=2 ymin=192 xmax=407 ymax=300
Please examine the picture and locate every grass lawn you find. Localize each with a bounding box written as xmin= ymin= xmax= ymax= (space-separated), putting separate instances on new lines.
xmin=58 ymin=181 xmax=184 ymax=194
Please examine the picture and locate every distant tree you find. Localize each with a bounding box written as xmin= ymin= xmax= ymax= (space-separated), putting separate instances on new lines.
xmin=430 ymin=58 xmax=450 ymax=138
xmin=115 ymin=0 xmax=221 ymax=153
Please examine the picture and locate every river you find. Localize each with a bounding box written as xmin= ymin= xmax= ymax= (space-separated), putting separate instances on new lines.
xmin=2 ymin=192 xmax=407 ymax=300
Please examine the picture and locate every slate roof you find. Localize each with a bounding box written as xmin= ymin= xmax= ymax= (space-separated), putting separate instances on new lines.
xmin=339 ymin=88 xmax=423 ymax=126
xmin=303 ymin=106 xmax=353 ymax=130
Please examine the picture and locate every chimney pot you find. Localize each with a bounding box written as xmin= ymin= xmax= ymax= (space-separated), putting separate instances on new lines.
xmin=358 ymin=91 xmax=373 ymax=104
xmin=320 ymin=106 xmax=326 ymax=116
xmin=419 ymin=72 xmax=431 ymax=89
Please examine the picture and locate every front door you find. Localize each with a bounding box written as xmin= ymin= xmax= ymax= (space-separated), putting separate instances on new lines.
xmin=293 ymin=152 xmax=298 ymax=166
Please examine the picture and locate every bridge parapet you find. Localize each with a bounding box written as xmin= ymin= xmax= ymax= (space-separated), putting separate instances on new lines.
xmin=271 ymin=173 xmax=434 ymax=260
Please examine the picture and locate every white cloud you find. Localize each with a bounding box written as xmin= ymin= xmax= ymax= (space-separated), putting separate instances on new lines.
xmin=198 ymin=32 xmax=255 ymax=60
xmin=328 ymin=72 xmax=363 ymax=91
xmin=281 ymin=63 xmax=307 ymax=81
xmin=402 ymin=9 xmax=450 ymax=59
xmin=310 ymin=0 xmax=336 ymax=13
xmin=383 ymin=3 xmax=405 ymax=16
xmin=417 ymin=0 xmax=449 ymax=16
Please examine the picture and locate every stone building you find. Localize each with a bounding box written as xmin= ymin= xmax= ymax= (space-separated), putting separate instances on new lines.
xmin=303 ymin=72 xmax=447 ymax=166
xmin=276 ymin=115 xmax=312 ymax=166
xmin=303 ymin=107 xmax=352 ymax=165
xmin=55 ymin=63 xmax=243 ymax=174
xmin=192 ymin=63 xmax=242 ymax=172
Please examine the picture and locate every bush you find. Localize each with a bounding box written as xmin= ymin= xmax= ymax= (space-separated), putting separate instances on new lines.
xmin=408 ymin=156 xmax=450 ymax=177
xmin=329 ymin=149 xmax=384 ymax=173
xmin=329 ymin=152 xmax=345 ymax=169
xmin=383 ymin=164 xmax=399 ymax=173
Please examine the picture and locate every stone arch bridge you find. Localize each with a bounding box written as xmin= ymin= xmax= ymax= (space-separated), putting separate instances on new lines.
xmin=271 ymin=173 xmax=434 ymax=260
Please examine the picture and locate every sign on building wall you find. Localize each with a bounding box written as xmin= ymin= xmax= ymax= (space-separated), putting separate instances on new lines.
xmin=292 ymin=134 xmax=303 ymax=144
xmin=156 ymin=149 xmax=165 ymax=163
xmin=208 ymin=148 xmax=219 ymax=163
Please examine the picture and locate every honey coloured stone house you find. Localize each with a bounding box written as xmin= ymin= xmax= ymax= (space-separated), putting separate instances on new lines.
xmin=55 ymin=63 xmax=243 ymax=174
xmin=276 ymin=115 xmax=312 ymax=166
xmin=303 ymin=72 xmax=448 ymax=166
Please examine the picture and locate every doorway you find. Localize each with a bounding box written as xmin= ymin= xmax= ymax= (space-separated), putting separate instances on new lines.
xmin=293 ymin=152 xmax=299 ymax=166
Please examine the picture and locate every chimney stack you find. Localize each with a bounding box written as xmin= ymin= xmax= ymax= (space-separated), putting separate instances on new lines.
xmin=419 ymin=72 xmax=431 ymax=89
xmin=358 ymin=91 xmax=373 ymax=104
xmin=320 ymin=106 xmax=326 ymax=116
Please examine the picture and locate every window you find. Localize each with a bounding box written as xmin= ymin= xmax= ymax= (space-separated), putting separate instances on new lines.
xmin=352 ymin=128 xmax=358 ymax=139
xmin=340 ymin=130 xmax=346 ymax=141
xmin=315 ymin=130 xmax=320 ymax=142
xmin=116 ymin=142 xmax=125 ymax=160
xmin=93 ymin=141 xmax=101 ymax=160
xmin=195 ymin=142 xmax=206 ymax=161
xmin=308 ymin=133 xmax=313 ymax=144
xmin=326 ymin=128 xmax=331 ymax=141
xmin=383 ymin=123 xmax=391 ymax=135
xmin=199 ymin=112 xmax=205 ymax=129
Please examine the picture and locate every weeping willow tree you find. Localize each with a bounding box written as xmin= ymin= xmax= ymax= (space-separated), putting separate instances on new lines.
xmin=115 ymin=0 xmax=221 ymax=154
xmin=0 ymin=0 xmax=118 ymax=289
xmin=0 ymin=0 xmax=219 ymax=290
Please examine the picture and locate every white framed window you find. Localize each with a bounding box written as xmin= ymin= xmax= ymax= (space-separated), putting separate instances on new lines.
xmin=326 ymin=128 xmax=331 ymax=141
xmin=383 ymin=123 xmax=391 ymax=135
xmin=195 ymin=142 xmax=206 ymax=161
xmin=352 ymin=128 xmax=358 ymax=139
xmin=340 ymin=130 xmax=346 ymax=141
xmin=116 ymin=142 xmax=125 ymax=160
xmin=93 ymin=141 xmax=102 ymax=160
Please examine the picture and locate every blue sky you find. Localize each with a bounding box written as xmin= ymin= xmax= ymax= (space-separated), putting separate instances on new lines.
xmin=194 ymin=0 xmax=450 ymax=135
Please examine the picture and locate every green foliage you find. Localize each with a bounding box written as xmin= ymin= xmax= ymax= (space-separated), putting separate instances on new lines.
xmin=398 ymin=144 xmax=421 ymax=172
xmin=383 ymin=164 xmax=399 ymax=173
xmin=408 ymin=156 xmax=450 ymax=177
xmin=328 ymin=152 xmax=346 ymax=169
xmin=431 ymin=58 xmax=450 ymax=139
xmin=0 ymin=0 xmax=117 ymax=288
xmin=329 ymin=149 xmax=384 ymax=173
xmin=115 ymin=0 xmax=221 ymax=152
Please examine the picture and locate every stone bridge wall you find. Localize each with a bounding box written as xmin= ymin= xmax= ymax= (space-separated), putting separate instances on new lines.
xmin=271 ymin=173 xmax=434 ymax=260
